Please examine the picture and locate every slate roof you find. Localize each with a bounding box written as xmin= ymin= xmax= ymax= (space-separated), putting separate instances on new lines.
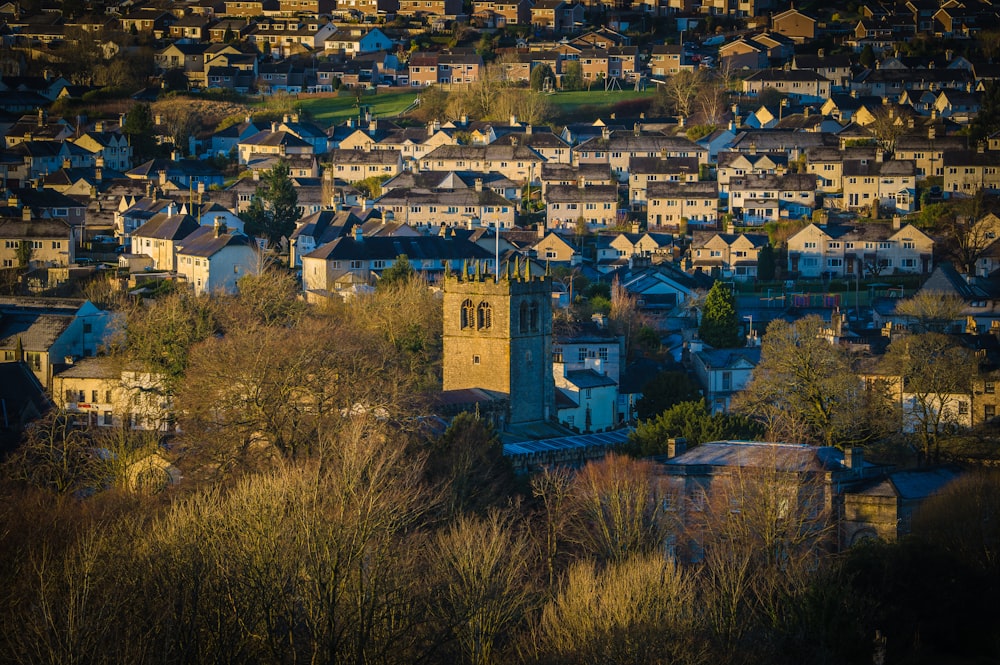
xmin=856 ymin=466 xmax=963 ymax=500
xmin=421 ymin=144 xmax=545 ymax=161
xmin=628 ymin=156 xmax=699 ymax=173
xmin=657 ymin=440 xmax=870 ymax=473
xmin=240 ymin=130 xmax=312 ymax=149
xmin=0 ymin=218 xmax=72 ymax=238
xmin=545 ymin=183 xmax=619 ymax=202
xmin=303 ymin=234 xmax=494 ymax=262
xmin=177 ymin=229 xmax=253 ymax=258
xmin=0 ymin=308 xmax=74 ymax=352
xmin=290 ymin=210 xmax=357 ymax=243
xmin=565 ymin=368 xmax=617 ymax=389
xmin=646 ymin=181 xmax=718 ymax=197
xmin=133 ymin=212 xmax=200 ymax=241
xmin=376 ymin=187 xmax=512 ymax=207
xmin=694 ymin=347 xmax=761 ymax=369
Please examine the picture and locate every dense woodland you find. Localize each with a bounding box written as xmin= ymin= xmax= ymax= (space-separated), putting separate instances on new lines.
xmin=1 ymin=269 xmax=999 ymax=665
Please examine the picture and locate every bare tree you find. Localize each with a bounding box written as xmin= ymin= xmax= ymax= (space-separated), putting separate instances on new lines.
xmin=732 ymin=315 xmax=876 ymax=446
xmin=530 ymin=465 xmax=575 ymax=587
xmin=884 ymin=332 xmax=975 ymax=462
xmin=865 ymin=106 xmax=906 ymax=152
xmin=895 ymin=291 xmax=966 ymax=333
xmin=656 ymin=69 xmax=705 ymax=119
xmin=429 ymin=510 xmax=533 ymax=665
xmin=689 ymin=460 xmax=834 ymax=650
xmin=527 ymin=553 xmax=704 ymax=665
xmin=567 ymin=454 xmax=667 ymax=563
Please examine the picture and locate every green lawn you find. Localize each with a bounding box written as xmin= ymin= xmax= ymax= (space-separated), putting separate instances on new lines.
xmin=546 ymin=89 xmax=657 ymax=112
xmin=258 ymin=87 xmax=655 ymax=126
xmin=279 ymin=90 xmax=420 ymax=123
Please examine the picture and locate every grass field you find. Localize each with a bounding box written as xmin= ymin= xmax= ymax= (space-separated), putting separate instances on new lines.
xmin=265 ymin=86 xmax=657 ymax=125
xmin=270 ymin=90 xmax=420 ymax=123
xmin=546 ymin=88 xmax=657 ymax=112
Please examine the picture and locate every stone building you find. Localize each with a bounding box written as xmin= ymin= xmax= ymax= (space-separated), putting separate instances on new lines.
xmin=442 ymin=260 xmax=555 ymax=426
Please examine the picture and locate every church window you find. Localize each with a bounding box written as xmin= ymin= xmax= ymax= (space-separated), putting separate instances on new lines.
xmin=461 ymin=299 xmax=474 ymax=329
xmin=473 ymin=355 xmax=480 ymax=364
xmin=519 ymin=301 xmax=530 ymax=333
xmin=477 ymin=301 xmax=492 ymax=330
xmin=529 ymin=301 xmax=539 ymax=332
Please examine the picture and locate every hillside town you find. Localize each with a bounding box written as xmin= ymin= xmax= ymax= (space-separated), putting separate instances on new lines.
xmin=1 ymin=0 xmax=1000 ymax=661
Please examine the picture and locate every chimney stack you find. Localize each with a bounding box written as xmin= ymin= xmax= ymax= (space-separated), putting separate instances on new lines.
xmin=844 ymin=447 xmax=863 ymax=473
xmin=354 ymin=225 xmax=363 ymax=242
xmin=21 ymin=206 xmax=31 ymax=221
xmin=475 ymin=177 xmax=483 ymax=192
xmin=667 ymin=437 xmax=687 ymax=458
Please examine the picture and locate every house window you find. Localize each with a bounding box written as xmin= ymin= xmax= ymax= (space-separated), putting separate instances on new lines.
xmin=722 ymin=371 xmax=732 ymax=391
xmin=986 ymin=405 xmax=996 ymax=419
xmin=986 ymin=381 xmax=996 ymax=394
xmin=578 ymin=347 xmax=587 ymax=362
xmin=473 ymin=355 xmax=480 ymax=364
xmin=959 ymin=401 xmax=969 ymax=416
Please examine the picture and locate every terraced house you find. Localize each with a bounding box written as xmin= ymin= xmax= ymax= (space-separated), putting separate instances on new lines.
xmin=646 ymin=181 xmax=719 ymax=230
xmin=419 ymin=144 xmax=545 ymax=182
xmin=545 ymin=181 xmax=619 ymax=230
xmin=373 ymin=181 xmax=517 ymax=229
xmin=573 ymin=130 xmax=707 ymax=180
xmin=728 ymin=173 xmax=817 ymax=225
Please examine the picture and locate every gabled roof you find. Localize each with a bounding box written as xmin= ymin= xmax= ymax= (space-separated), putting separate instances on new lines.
xmin=856 ymin=466 xmax=962 ymax=500
xmin=290 ymin=209 xmax=358 ymax=243
xmin=646 ymin=181 xmax=718 ymax=197
xmin=133 ymin=212 xmax=200 ymax=241
xmin=177 ymin=229 xmax=254 ymax=258
xmin=545 ymin=183 xmax=618 ymax=202
xmin=240 ymin=130 xmax=312 ymax=149
xmin=421 ymin=144 xmax=545 ymax=161
xmin=918 ymin=263 xmax=992 ymax=301
xmin=303 ymin=234 xmax=494 ymax=262
xmin=744 ymin=68 xmax=830 ymax=83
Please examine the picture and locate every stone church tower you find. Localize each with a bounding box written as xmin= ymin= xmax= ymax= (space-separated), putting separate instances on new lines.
xmin=443 ymin=259 xmax=555 ymax=426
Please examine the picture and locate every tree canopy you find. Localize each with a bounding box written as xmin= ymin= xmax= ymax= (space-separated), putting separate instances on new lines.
xmin=699 ymin=281 xmax=743 ymax=349
xmin=733 ymin=315 xmax=881 ymax=446
xmin=243 ymin=160 xmax=299 ymax=245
